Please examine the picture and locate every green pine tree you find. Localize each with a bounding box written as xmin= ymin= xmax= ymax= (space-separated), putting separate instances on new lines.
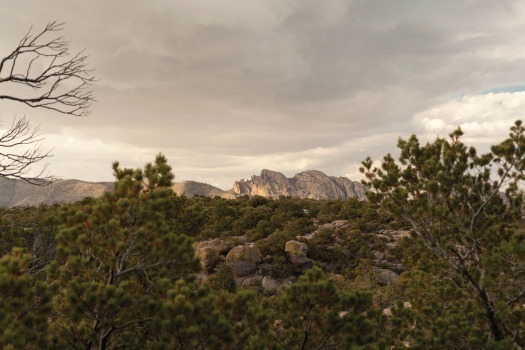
xmin=361 ymin=121 xmax=525 ymax=347
xmin=49 ymin=154 xmax=200 ymax=349
xmin=0 ymin=248 xmax=57 ymax=349
xmin=275 ymin=266 xmax=383 ymax=349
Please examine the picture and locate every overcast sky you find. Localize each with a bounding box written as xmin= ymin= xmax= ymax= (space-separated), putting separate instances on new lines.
xmin=1 ymin=0 xmax=525 ymax=189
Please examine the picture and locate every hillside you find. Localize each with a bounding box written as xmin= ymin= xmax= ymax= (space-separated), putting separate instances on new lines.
xmin=0 ymin=178 xmax=235 ymax=207
xmin=172 ymin=180 xmax=236 ymax=199
xmin=0 ymin=177 xmax=113 ymax=207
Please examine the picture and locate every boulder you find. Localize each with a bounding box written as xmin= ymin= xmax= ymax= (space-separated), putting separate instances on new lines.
xmin=374 ymin=268 xmax=399 ymax=286
xmin=261 ymin=276 xmax=292 ymax=295
xmin=195 ymin=272 xmax=209 ymax=286
xmin=392 ymin=230 xmax=411 ymax=241
xmin=372 ymin=250 xmax=385 ymax=261
xmin=226 ymin=244 xmax=262 ymax=277
xmin=241 ymin=275 xmax=263 ymax=288
xmin=285 ymin=240 xmax=312 ymax=267
xmin=193 ymin=239 xmax=227 ymax=273
xmin=382 ymin=261 xmax=405 ymax=274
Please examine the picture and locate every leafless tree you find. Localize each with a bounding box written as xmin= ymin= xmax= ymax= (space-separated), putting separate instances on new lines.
xmin=0 ymin=21 xmax=94 ymax=116
xmin=0 ymin=116 xmax=53 ymax=184
xmin=0 ymin=21 xmax=95 ymax=183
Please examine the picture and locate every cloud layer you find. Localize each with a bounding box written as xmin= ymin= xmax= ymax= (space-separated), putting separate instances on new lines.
xmin=1 ymin=0 xmax=525 ymax=188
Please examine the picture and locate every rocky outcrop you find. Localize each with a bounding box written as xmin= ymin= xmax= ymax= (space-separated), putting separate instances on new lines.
xmin=241 ymin=275 xmax=263 ymax=288
xmin=193 ymin=240 xmax=227 ymax=273
xmin=195 ymin=245 xmax=220 ymax=273
xmin=285 ymin=240 xmax=312 ymax=268
xmin=172 ymin=180 xmax=236 ymax=199
xmin=225 ymin=244 xmax=263 ymax=277
xmin=232 ymin=169 xmax=366 ymax=200
xmin=261 ymin=276 xmax=292 ymax=295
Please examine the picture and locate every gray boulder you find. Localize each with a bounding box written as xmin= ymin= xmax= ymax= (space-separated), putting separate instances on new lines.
xmin=226 ymin=244 xmax=263 ymax=277
xmin=261 ymin=276 xmax=292 ymax=295
xmin=285 ymin=240 xmax=313 ymax=268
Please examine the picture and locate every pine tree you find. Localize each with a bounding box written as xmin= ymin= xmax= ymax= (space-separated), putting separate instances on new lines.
xmin=361 ymin=121 xmax=525 ymax=347
xmin=49 ymin=154 xmax=200 ymax=349
xmin=0 ymin=249 xmax=56 ymax=349
xmin=275 ymin=266 xmax=383 ymax=349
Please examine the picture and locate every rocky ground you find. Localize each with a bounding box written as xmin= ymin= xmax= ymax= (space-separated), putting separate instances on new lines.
xmin=193 ymin=219 xmax=409 ymax=296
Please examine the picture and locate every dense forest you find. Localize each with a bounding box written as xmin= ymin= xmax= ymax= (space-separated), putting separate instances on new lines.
xmin=1 ymin=123 xmax=525 ymax=349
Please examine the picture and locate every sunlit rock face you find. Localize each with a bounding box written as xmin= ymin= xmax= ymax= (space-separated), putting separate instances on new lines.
xmin=232 ymin=169 xmax=366 ymax=200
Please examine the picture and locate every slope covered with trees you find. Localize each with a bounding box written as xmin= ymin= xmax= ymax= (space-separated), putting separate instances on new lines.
xmin=0 ymin=122 xmax=524 ymax=349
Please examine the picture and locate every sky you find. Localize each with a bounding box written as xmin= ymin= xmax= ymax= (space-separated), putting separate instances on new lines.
xmin=1 ymin=0 xmax=525 ymax=189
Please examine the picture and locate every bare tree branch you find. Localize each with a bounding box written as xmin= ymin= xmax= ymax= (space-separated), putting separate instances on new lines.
xmin=0 ymin=21 xmax=95 ymax=184
xmin=0 ymin=116 xmax=54 ymax=184
xmin=0 ymin=21 xmax=95 ymax=117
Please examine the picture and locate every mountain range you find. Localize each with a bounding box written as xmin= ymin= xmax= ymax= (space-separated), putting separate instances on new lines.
xmin=0 ymin=169 xmax=366 ymax=207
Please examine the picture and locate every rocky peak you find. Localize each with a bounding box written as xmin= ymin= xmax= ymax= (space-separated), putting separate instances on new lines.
xmin=233 ymin=169 xmax=294 ymax=198
xmin=260 ymin=169 xmax=288 ymax=181
xmin=231 ymin=169 xmax=366 ymax=200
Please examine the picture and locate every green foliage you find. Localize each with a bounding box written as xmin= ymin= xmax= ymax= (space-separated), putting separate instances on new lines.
xmin=391 ymin=268 xmax=489 ymax=349
xmin=248 ymin=195 xmax=269 ymax=207
xmin=361 ymin=120 xmax=525 ymax=346
xmin=3 ymin=126 xmax=523 ymax=348
xmin=150 ymin=281 xmax=235 ymax=349
xmin=0 ymin=249 xmax=56 ymax=349
xmin=275 ymin=266 xmax=384 ymax=349
xmin=260 ymin=254 xmax=297 ymax=279
xmin=256 ymin=229 xmax=296 ymax=257
xmin=218 ymin=289 xmax=276 ymax=349
xmin=0 ymin=206 xmax=58 ymax=265
xmin=209 ymin=263 xmax=237 ymax=293
xmin=50 ymin=154 xmax=200 ymax=349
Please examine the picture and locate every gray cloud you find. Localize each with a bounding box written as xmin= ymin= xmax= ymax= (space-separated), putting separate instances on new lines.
xmin=1 ymin=0 xmax=525 ymax=188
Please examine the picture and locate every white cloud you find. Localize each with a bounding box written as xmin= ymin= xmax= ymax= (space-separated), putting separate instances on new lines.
xmin=415 ymin=92 xmax=525 ymax=144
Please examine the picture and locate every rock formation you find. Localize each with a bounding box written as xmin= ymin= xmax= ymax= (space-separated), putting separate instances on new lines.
xmin=193 ymin=240 xmax=226 ymax=273
xmin=261 ymin=276 xmax=292 ymax=295
xmin=285 ymin=240 xmax=312 ymax=268
xmin=225 ymin=243 xmax=263 ymax=277
xmin=231 ymin=169 xmax=366 ymax=200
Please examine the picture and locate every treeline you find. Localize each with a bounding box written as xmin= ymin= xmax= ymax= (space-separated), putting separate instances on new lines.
xmin=1 ymin=122 xmax=525 ymax=349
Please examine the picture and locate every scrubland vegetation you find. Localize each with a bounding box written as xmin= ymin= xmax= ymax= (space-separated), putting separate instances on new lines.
xmin=1 ymin=123 xmax=525 ymax=349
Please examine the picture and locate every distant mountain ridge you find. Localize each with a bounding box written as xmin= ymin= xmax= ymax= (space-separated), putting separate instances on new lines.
xmin=0 ymin=178 xmax=235 ymax=207
xmin=172 ymin=181 xmax=236 ymax=199
xmin=0 ymin=177 xmax=113 ymax=208
xmin=232 ymin=169 xmax=366 ymax=200
xmin=0 ymin=169 xmax=365 ymax=207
